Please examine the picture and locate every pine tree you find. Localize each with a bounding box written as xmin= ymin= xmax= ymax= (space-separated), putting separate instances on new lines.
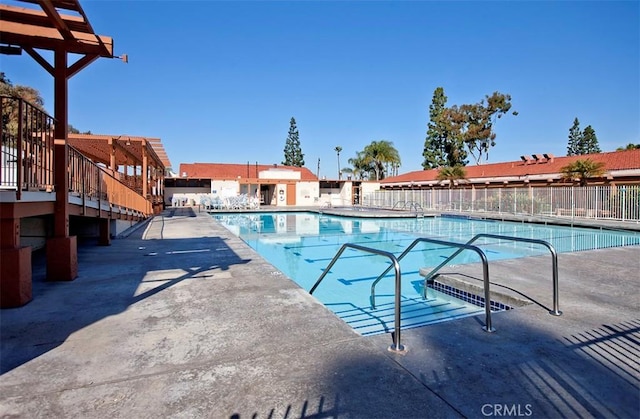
xmin=422 ymin=87 xmax=449 ymax=169
xmin=567 ymin=118 xmax=583 ymax=156
xmin=582 ymin=125 xmax=601 ymax=154
xmin=282 ymin=117 xmax=305 ymax=167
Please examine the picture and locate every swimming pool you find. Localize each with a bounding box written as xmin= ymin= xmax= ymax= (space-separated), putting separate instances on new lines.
xmin=212 ymin=212 xmax=640 ymax=335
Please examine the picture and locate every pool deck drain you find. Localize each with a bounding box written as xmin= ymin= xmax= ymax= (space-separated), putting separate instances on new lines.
xmin=1 ymin=207 xmax=638 ymax=418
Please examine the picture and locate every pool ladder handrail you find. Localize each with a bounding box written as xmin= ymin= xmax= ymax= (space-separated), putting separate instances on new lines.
xmin=391 ymin=200 xmax=407 ymax=210
xmin=421 ymin=233 xmax=562 ymax=316
xmin=391 ymin=200 xmax=424 ymax=217
xmin=369 ymin=237 xmax=495 ymax=333
xmin=370 ymin=234 xmax=562 ymax=318
xmin=309 ymin=243 xmax=407 ymax=354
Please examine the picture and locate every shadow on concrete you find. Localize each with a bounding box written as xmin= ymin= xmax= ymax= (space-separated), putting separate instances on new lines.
xmin=229 ymin=395 xmax=342 ymax=419
xmin=163 ymin=206 xmax=197 ymax=218
xmin=378 ymin=314 xmax=640 ymax=418
xmin=0 ymin=227 xmax=250 ymax=375
xmin=224 ymin=352 xmax=459 ymax=418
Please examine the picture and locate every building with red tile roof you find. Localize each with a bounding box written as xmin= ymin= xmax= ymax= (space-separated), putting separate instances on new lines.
xmin=381 ymin=149 xmax=640 ymax=189
xmin=179 ymin=163 xmax=317 ymax=181
xmin=167 ymin=162 xmax=320 ymax=207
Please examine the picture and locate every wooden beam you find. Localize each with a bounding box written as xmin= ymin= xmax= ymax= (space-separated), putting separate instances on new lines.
xmin=67 ymin=53 xmax=99 ymax=78
xmin=0 ymin=20 xmax=113 ymax=56
xmin=39 ymin=0 xmax=75 ymax=41
xmin=0 ymin=201 xmax=56 ymax=219
xmin=23 ymin=45 xmax=54 ymax=75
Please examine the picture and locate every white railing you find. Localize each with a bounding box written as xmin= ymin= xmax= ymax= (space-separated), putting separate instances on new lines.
xmin=365 ymin=185 xmax=640 ymax=223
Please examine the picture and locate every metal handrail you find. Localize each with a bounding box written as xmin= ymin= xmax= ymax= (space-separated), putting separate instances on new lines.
xmin=309 ymin=243 xmax=407 ymax=353
xmin=421 ymin=234 xmax=562 ymax=316
xmin=369 ymin=237 xmax=494 ymax=333
xmin=391 ymin=200 xmax=424 ymax=217
xmin=408 ymin=201 xmax=425 ymax=217
xmin=392 ymin=200 xmax=406 ymax=210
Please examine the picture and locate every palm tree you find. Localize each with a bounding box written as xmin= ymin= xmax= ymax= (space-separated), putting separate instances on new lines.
xmin=334 ymin=146 xmax=342 ymax=179
xmin=348 ymin=151 xmax=370 ymax=180
xmin=560 ymin=158 xmax=606 ymax=187
xmin=341 ymin=167 xmax=354 ymax=179
xmin=436 ymin=165 xmax=467 ymax=189
xmin=362 ymin=140 xmax=401 ymax=180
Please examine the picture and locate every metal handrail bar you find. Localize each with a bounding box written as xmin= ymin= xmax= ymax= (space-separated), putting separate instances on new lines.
xmin=421 ymin=233 xmax=561 ymax=316
xmin=368 ymin=237 xmax=494 ymax=332
xmin=408 ymin=201 xmax=425 ymax=217
xmin=392 ymin=200 xmax=406 ymax=210
xmin=309 ymin=243 xmax=406 ymax=353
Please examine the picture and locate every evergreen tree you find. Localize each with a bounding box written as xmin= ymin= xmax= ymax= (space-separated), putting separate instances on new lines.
xmin=282 ymin=117 xmax=305 ymax=167
xmin=422 ymin=87 xmax=449 ymax=169
xmin=567 ymin=119 xmax=601 ymax=155
xmin=441 ymin=107 xmax=468 ymax=167
xmin=567 ymin=118 xmax=583 ymax=156
xmin=457 ymin=91 xmax=516 ymax=165
xmin=582 ymin=125 xmax=601 ymax=154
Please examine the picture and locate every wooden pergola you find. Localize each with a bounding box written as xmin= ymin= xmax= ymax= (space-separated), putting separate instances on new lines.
xmin=1 ymin=0 xmax=124 ymax=284
xmin=68 ymin=134 xmax=170 ymax=199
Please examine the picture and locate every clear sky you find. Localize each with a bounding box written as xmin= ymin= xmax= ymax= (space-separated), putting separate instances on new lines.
xmin=3 ymin=0 xmax=638 ymax=178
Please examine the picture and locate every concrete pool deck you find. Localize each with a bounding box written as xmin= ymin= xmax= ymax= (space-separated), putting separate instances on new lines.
xmin=1 ymin=207 xmax=638 ymax=418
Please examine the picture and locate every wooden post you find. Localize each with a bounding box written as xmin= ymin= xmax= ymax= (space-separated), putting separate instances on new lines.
xmin=46 ymin=48 xmax=78 ymax=281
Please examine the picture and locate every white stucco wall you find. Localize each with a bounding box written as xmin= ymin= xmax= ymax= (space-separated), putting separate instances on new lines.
xmin=259 ymin=168 xmax=301 ymax=180
xmin=211 ymin=180 xmax=240 ymax=198
xmin=165 ymin=186 xmax=210 ymax=206
xmin=296 ymin=181 xmax=319 ymax=206
xmin=319 ymin=182 xmax=353 ymax=206
xmin=360 ymin=181 xmax=381 ymax=196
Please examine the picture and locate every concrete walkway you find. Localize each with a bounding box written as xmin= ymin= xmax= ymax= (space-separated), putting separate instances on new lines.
xmin=1 ymin=208 xmax=638 ymax=418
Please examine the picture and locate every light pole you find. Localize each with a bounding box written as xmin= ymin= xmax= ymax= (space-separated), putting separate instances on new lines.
xmin=335 ymin=146 xmax=342 ymax=180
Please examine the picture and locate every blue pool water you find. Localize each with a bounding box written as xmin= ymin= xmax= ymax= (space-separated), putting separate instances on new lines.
xmin=213 ymin=212 xmax=640 ymax=335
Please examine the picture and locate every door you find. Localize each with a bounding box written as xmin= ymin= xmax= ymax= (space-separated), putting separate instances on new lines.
xmin=286 ymin=183 xmax=296 ymax=206
xmin=352 ymin=184 xmax=361 ymax=205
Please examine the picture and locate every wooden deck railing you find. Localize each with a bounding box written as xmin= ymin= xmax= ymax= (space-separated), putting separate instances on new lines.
xmin=0 ymin=96 xmax=55 ymax=198
xmin=69 ymin=146 xmax=152 ymax=215
xmin=2 ymin=96 xmax=153 ymax=216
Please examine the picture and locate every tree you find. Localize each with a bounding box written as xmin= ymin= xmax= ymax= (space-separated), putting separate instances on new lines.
xmin=282 ymin=117 xmax=304 ymax=167
xmin=440 ymin=107 xmax=468 ymax=167
xmin=1 ymin=73 xmax=47 ymax=137
xmin=334 ymin=146 xmax=342 ymax=179
xmin=436 ymin=165 xmax=467 ymax=189
xmin=0 ymin=73 xmax=44 ymax=109
xmin=347 ymin=151 xmax=370 ymax=180
xmin=560 ymin=158 xmax=606 ymax=186
xmin=566 ymin=117 xmax=583 ymax=156
xmin=617 ymin=143 xmax=640 ymax=151
xmin=567 ymin=119 xmax=600 ymax=155
xmin=422 ymin=87 xmax=469 ymax=169
xmin=456 ymin=92 xmax=517 ymax=165
xmin=362 ymin=140 xmax=401 ymax=181
xmin=582 ymin=125 xmax=601 ymax=154
xmin=422 ymin=87 xmax=449 ymax=169
xmin=341 ymin=167 xmax=354 ymax=179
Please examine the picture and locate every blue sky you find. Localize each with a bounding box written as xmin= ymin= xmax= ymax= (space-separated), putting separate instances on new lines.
xmin=3 ymin=0 xmax=638 ymax=178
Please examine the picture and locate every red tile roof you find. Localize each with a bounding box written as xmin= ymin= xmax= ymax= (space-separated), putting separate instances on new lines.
xmin=382 ymin=149 xmax=640 ymax=184
xmin=179 ymin=163 xmax=318 ymax=181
